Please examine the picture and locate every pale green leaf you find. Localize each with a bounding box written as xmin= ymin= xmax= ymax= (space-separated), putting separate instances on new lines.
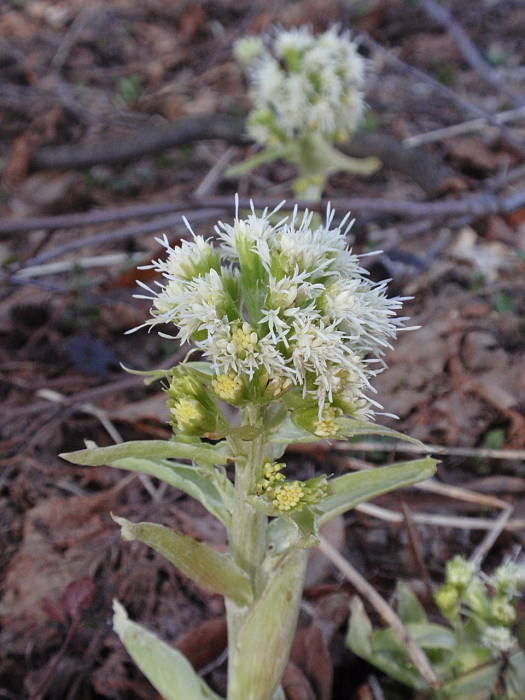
xmin=266 ymin=517 xmax=301 ymax=557
xmin=406 ymin=623 xmax=455 ymax=651
xmin=118 ymin=458 xmax=231 ymax=526
xmin=229 ymin=550 xmax=308 ymax=700
xmin=396 ymin=581 xmax=429 ymax=625
xmin=60 ymin=438 xmax=229 ymax=468
xmin=66 ymin=453 xmax=231 ymax=526
xmin=346 ymin=596 xmax=373 ymax=658
xmin=335 ymin=417 xmax=425 ymax=446
xmin=440 ymin=660 xmax=498 ymax=699
xmin=113 ymin=600 xmax=222 ymax=700
xmin=505 ymin=650 xmax=525 ymax=700
xmin=347 ymin=599 xmax=429 ymax=691
xmin=114 ymin=517 xmax=251 ymax=605
xmin=318 ymin=458 xmax=437 ymax=524
xmin=120 ymin=363 xmax=172 ymax=384
xmin=227 ymin=147 xmax=284 ymax=176
xmin=269 ymin=415 xmax=321 ymax=444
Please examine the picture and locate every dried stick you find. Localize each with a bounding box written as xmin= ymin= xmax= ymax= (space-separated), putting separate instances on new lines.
xmin=404 ymin=105 xmax=525 ymax=148
xmin=401 ymin=503 xmax=434 ymax=599
xmin=469 ymin=506 xmax=514 ymax=568
xmin=333 ymin=439 xmax=525 ymax=462
xmin=17 ymin=252 xmax=145 ymax=278
xmin=355 ymin=502 xmax=525 ymax=532
xmin=419 ymin=0 xmax=525 ymax=107
xmin=31 ymin=114 xmax=248 ymax=170
xmin=318 ymin=536 xmax=440 ymax=689
xmin=358 ymin=32 xmax=525 ymax=158
xmin=22 ymin=208 xmax=223 ymax=267
xmin=0 ymin=201 xmax=221 ymax=235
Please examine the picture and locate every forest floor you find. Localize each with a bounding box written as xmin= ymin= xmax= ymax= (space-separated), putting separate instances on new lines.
xmin=1 ymin=1 xmax=525 ymax=698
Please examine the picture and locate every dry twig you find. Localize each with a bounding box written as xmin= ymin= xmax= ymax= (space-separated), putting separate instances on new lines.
xmin=333 ymin=439 xmax=525 ymax=462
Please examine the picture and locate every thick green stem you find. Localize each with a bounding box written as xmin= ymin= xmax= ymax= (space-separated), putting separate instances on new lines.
xmin=229 ymin=433 xmax=267 ymax=587
xmin=226 ymin=408 xmax=307 ymax=700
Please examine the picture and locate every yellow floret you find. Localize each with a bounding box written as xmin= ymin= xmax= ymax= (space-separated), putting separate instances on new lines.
xmin=171 ymin=398 xmax=204 ymax=430
xmin=313 ymin=407 xmax=340 ymax=438
xmin=212 ymin=373 xmax=243 ymax=402
xmin=272 ymin=482 xmax=305 ymax=512
xmin=230 ymin=322 xmax=258 ymax=353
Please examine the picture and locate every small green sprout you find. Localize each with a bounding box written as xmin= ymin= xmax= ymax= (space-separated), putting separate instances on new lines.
xmin=348 ymin=555 xmax=525 ymax=699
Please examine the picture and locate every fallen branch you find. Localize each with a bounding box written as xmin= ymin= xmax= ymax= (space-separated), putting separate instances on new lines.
xmin=4 ymin=186 xmax=525 ymax=244
xmin=333 ymin=439 xmax=525 ymax=461
xmin=355 ymin=502 xmax=525 ymax=531
xmin=404 ymin=105 xmax=525 ymax=148
xmin=30 ymin=114 xmax=248 ymax=170
xmin=28 ymin=115 xmax=453 ymax=195
xmin=22 ymin=208 xmax=224 ymax=267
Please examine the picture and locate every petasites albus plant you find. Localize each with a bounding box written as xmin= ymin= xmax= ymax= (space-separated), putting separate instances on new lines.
xmin=62 ymin=200 xmax=435 ymax=700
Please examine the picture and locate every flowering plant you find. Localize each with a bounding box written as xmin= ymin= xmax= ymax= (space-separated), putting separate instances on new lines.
xmin=232 ymin=27 xmax=381 ymax=199
xmin=61 ymin=201 xmax=435 ymax=700
xmin=348 ymin=555 xmax=525 ymax=699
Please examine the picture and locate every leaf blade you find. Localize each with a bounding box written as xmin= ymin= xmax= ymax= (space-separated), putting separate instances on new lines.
xmin=60 ymin=439 xmax=229 ymax=468
xmin=114 ymin=517 xmax=251 ymax=605
xmin=335 ymin=417 xmax=425 ymax=446
xmin=113 ymin=600 xmax=222 ymax=700
xmin=319 ymin=458 xmax=437 ymax=524
xmin=229 ymin=550 xmax=308 ymax=700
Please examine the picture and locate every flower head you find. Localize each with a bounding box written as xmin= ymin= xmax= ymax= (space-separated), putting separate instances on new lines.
xmin=235 ymin=26 xmax=366 ymax=145
xmin=492 ymin=561 xmax=525 ymax=598
xmin=133 ymin=200 xmax=408 ymax=421
xmin=445 ymin=556 xmax=477 ymax=589
xmin=481 ymin=626 xmax=515 ymax=655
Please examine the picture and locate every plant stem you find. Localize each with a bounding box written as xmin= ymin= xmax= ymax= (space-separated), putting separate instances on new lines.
xmin=228 ymin=409 xmax=267 ymax=588
xmin=226 ymin=407 xmax=308 ymax=700
xmin=226 ymin=408 xmax=268 ymax=697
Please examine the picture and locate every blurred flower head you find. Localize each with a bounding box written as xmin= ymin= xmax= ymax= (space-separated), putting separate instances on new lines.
xmin=235 ymin=25 xmax=367 ymax=146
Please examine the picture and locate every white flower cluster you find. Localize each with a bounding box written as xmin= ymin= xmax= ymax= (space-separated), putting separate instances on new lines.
xmin=235 ymin=26 xmax=366 ymax=145
xmin=132 ymin=200 xmax=408 ymax=420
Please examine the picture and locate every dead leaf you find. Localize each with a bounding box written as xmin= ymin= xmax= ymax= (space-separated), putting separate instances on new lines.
xmin=449 ymin=227 xmax=514 ymax=281
xmin=291 ymin=593 xmax=349 ymax=700
xmin=175 ymin=618 xmax=227 ymax=670
xmin=282 ymin=661 xmax=316 ymax=700
xmin=0 ymin=489 xmax=115 ymax=649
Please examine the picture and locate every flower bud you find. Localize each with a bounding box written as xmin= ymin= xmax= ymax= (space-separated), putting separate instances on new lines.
xmin=434 ymin=584 xmax=459 ymax=617
xmin=170 ymin=398 xmax=207 ymax=434
xmin=492 ymin=561 xmax=525 ymax=598
xmin=445 ymin=555 xmax=476 ymax=590
xmin=481 ymin=626 xmax=515 ymax=655
xmin=490 ymin=596 xmax=515 ymax=626
xmin=165 ymin=367 xmax=222 ymax=437
xmin=212 ymin=372 xmax=244 ymax=403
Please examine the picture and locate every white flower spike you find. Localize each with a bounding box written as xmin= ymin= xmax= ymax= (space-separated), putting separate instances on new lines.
xmin=133 ymin=201 xmax=409 ymax=420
